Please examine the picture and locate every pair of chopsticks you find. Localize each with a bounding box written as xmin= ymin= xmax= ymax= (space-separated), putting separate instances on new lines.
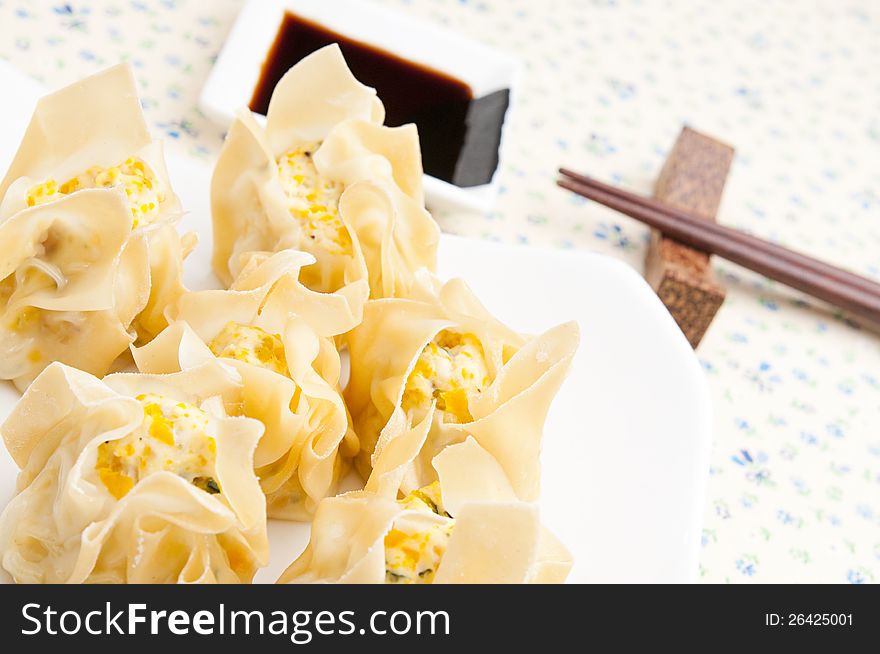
xmin=557 ymin=168 xmax=880 ymax=326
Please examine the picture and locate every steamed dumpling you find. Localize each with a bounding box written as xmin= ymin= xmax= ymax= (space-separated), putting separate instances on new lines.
xmin=0 ymin=362 xmax=268 ymax=583
xmin=211 ymin=44 xmax=438 ymax=298
xmin=0 ymin=189 xmax=150 ymax=389
xmin=134 ymin=250 xmax=368 ymax=519
xmin=346 ymin=272 xmax=580 ymax=501
xmin=278 ymin=436 xmax=571 ymax=584
xmin=0 ymin=63 xmax=194 ymax=346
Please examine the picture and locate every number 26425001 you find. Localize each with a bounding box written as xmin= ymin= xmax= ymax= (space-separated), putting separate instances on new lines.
xmin=765 ymin=613 xmax=852 ymax=627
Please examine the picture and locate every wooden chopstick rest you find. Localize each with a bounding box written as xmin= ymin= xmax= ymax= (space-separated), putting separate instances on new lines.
xmin=644 ymin=126 xmax=734 ymax=348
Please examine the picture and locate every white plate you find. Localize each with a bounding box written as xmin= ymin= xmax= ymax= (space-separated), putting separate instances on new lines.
xmin=0 ymin=62 xmax=712 ymax=583
xmin=199 ymin=0 xmax=521 ymax=214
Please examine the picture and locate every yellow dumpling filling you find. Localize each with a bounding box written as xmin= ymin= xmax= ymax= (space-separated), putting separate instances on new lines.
xmin=95 ymin=393 xmax=219 ymax=500
xmin=208 ymin=322 xmax=289 ymax=377
xmin=276 ymin=144 xmax=351 ymax=256
xmin=385 ymin=482 xmax=454 ymax=584
xmin=26 ymin=156 xmax=164 ymax=229
xmin=401 ymin=330 xmax=491 ymax=424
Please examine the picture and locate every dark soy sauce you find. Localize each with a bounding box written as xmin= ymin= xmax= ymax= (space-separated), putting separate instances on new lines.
xmin=249 ymin=12 xmax=509 ymax=188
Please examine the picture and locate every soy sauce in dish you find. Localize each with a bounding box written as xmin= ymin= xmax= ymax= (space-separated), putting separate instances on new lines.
xmin=249 ymin=12 xmax=509 ymax=188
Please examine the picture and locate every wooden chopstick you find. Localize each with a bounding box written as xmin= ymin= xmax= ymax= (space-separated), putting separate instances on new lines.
xmin=557 ymin=170 xmax=880 ymax=325
xmin=559 ymin=168 xmax=880 ymax=297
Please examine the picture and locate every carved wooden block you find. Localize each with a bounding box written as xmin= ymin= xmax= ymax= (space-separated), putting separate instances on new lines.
xmin=644 ymin=126 xmax=734 ymax=348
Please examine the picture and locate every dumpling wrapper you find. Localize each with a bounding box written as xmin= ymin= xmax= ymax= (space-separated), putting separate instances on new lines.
xmin=346 ymin=272 xmax=580 ymax=500
xmin=135 ymin=250 xmax=367 ymax=519
xmin=0 ymin=361 xmax=268 ymax=584
xmin=211 ymin=44 xmax=438 ymax=298
xmin=277 ymin=437 xmax=571 ymax=584
xmin=0 ymin=188 xmax=150 ymax=389
xmin=0 ymin=62 xmax=194 ymax=345
xmin=367 ymin=414 xmax=573 ymax=584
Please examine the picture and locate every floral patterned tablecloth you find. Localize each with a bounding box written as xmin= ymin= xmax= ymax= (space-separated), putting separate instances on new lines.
xmin=1 ymin=0 xmax=878 ymax=583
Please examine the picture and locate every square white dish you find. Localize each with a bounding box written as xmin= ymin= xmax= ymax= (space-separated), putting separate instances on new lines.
xmin=199 ymin=0 xmax=521 ymax=214
xmin=0 ymin=61 xmax=712 ymax=583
